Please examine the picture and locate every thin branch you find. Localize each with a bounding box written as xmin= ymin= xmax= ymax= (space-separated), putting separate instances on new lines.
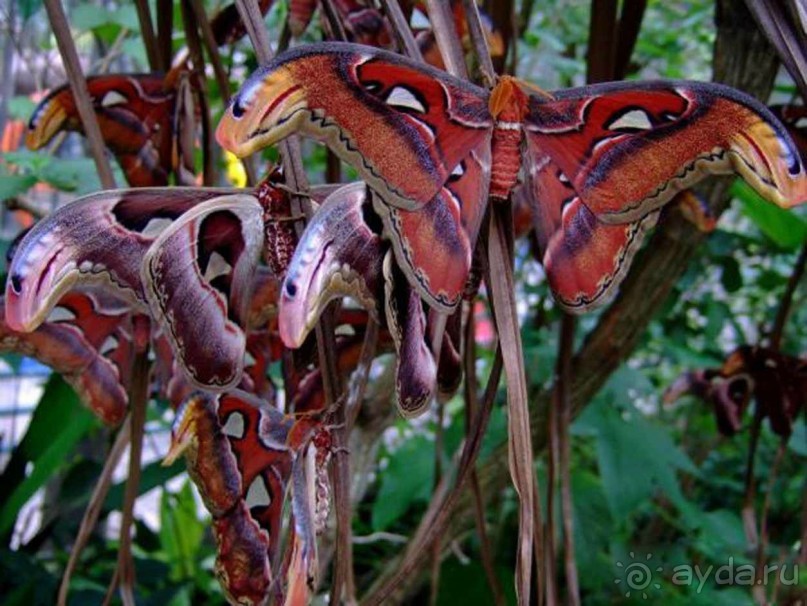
xmin=113 ymin=351 xmax=150 ymax=606
xmin=462 ymin=0 xmax=497 ymax=87
xmin=157 ymin=0 xmax=173 ymax=70
xmin=378 ymin=0 xmax=423 ymax=60
xmin=57 ymin=416 xmax=132 ymax=606
xmin=134 ymin=0 xmax=161 ymax=71
xmin=769 ymin=241 xmax=807 ymax=350
xmin=557 ymin=315 xmax=580 ymax=606
xmin=424 ymin=0 xmax=468 ymax=79
xmin=44 ymin=0 xmax=116 ymax=189
xmin=463 ymin=306 xmax=505 ymax=606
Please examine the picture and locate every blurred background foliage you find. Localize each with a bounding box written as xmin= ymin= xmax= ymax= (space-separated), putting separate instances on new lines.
xmin=0 ymin=0 xmax=805 ymax=604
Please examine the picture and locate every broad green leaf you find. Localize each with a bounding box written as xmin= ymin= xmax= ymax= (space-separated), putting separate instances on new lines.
xmin=588 ymin=404 xmax=698 ymax=520
xmin=0 ymin=174 xmax=37 ymax=200
xmin=732 ymin=180 xmax=807 ymax=250
xmin=0 ymin=376 xmax=95 ymax=535
xmin=436 ymin=559 xmax=516 ymax=606
xmin=371 ymin=434 xmax=435 ymax=531
xmin=159 ymin=480 xmax=205 ymax=581
xmin=8 ymin=96 xmax=37 ymax=121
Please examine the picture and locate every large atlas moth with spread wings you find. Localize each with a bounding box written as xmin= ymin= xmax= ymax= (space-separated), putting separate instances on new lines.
xmin=214 ymin=42 xmax=807 ymax=370
xmin=25 ymin=71 xmax=200 ymax=187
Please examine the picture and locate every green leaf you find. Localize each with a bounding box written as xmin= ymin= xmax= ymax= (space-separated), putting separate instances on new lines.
xmin=371 ymin=434 xmax=435 ymax=531
xmin=7 ymin=96 xmax=37 ymax=122
xmin=159 ymin=480 xmax=205 ymax=581
xmin=732 ymin=180 xmax=807 ymax=250
xmin=18 ymin=0 xmax=43 ymax=21
xmin=40 ymin=157 xmax=101 ymax=192
xmin=588 ymin=404 xmax=698 ymax=520
xmin=0 ymin=376 xmax=95 ymax=535
xmin=0 ymin=174 xmax=37 ymax=200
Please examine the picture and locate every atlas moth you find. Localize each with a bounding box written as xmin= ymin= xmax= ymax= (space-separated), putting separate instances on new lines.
xmin=213 ymin=41 xmax=806 ymax=416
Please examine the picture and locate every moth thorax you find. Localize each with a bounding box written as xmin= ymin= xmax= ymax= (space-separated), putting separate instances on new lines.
xmin=490 ymin=123 xmax=523 ymax=200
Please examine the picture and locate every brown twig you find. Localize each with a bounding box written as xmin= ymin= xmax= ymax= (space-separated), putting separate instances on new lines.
xmin=463 ymin=307 xmax=505 ymax=606
xmin=424 ymin=0 xmax=468 ymax=79
xmin=180 ymin=0 xmax=215 ymax=185
xmin=188 ymin=0 xmax=232 ymax=102
xmin=753 ymin=440 xmax=787 ymax=604
xmin=113 ymin=351 xmax=150 ymax=606
xmin=157 ymin=0 xmax=173 ymax=71
xmin=57 ymin=416 xmax=132 ymax=606
xmin=134 ymin=0 xmax=161 ymax=71
xmin=378 ymin=0 xmax=423 ymax=60
xmin=557 ymin=314 xmax=579 ymax=606
xmin=769 ymin=241 xmax=807 ymax=350
xmin=44 ymin=0 xmax=116 ymax=189
xmin=462 ymin=0 xmax=497 ymax=87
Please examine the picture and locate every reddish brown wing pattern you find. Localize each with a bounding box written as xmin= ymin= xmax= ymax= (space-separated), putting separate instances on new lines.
xmin=770 ymin=104 xmax=807 ymax=161
xmin=525 ymin=81 xmax=807 ymax=222
xmin=5 ymin=187 xmax=233 ymax=333
xmin=166 ymin=390 xmax=328 ymax=605
xmin=523 ymin=145 xmax=659 ymax=312
xmin=27 ymin=75 xmax=176 ymax=187
xmin=216 ymin=43 xmax=492 ymax=211
xmin=142 ymin=194 xmax=264 ymax=389
xmin=0 ymin=291 xmax=133 ymax=425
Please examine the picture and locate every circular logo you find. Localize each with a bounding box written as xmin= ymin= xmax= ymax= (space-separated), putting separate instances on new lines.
xmin=614 ymin=552 xmax=663 ymax=599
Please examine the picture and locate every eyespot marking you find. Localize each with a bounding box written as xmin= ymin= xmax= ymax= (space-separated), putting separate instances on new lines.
xmin=245 ymin=474 xmax=271 ymax=508
xmin=606 ymin=108 xmax=654 ymax=131
xmin=100 ymin=90 xmax=128 ymax=108
xmin=385 ymin=86 xmax=427 ymax=114
xmin=221 ymin=411 xmax=245 ymax=439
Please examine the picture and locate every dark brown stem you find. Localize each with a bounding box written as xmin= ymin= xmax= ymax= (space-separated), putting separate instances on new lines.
xmin=429 ymin=399 xmax=446 ymax=606
xmin=742 ymin=412 xmax=764 ymax=549
xmin=378 ymin=0 xmax=423 ymax=60
xmin=180 ymin=0 xmax=215 ymax=185
xmin=545 ymin=372 xmax=559 ymax=605
xmin=114 ymin=351 xmax=150 ymax=606
xmin=44 ymin=0 xmax=116 ymax=189
xmin=462 ymin=0 xmax=497 ymax=86
xmin=157 ymin=0 xmax=173 ymax=70
xmin=587 ymin=0 xmax=617 ymax=83
xmin=557 ymin=314 xmax=580 ymax=606
xmin=769 ymin=241 xmax=807 ymax=350
xmin=424 ymin=0 xmax=468 ymax=79
xmin=320 ymin=0 xmax=349 ymax=40
xmin=188 ymin=0 xmax=232 ymax=102
xmin=614 ymin=0 xmax=647 ymax=79
xmin=58 ymin=416 xmax=132 ymax=606
xmin=753 ymin=440 xmax=787 ymax=604
xmin=134 ymin=0 xmax=161 ymax=71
